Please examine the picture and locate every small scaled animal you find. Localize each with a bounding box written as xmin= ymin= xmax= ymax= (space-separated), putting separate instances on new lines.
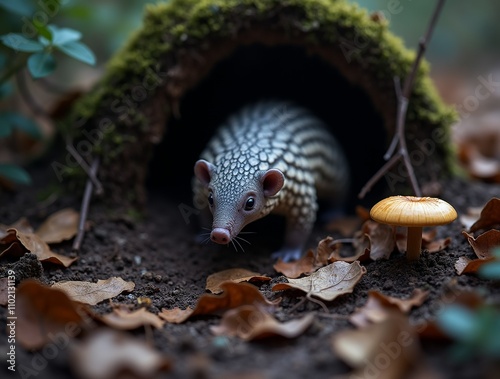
xmin=193 ymin=100 xmax=349 ymax=261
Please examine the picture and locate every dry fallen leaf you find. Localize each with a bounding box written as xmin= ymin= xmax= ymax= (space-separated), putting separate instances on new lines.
xmin=424 ymin=237 xmax=452 ymax=253
xmin=273 ymin=250 xmax=316 ymax=278
xmin=454 ymin=256 xmax=495 ymax=275
xmin=0 ymin=217 xmax=33 ymax=238
xmin=462 ymin=230 xmax=500 ymax=259
xmin=206 ymin=268 xmax=271 ymax=294
xmin=16 ymin=280 xmax=88 ymax=349
xmin=332 ymin=311 xmax=421 ymax=379
xmin=211 ymin=304 xmax=314 ymax=340
xmin=0 ymin=228 xmax=77 ymax=267
xmin=273 ymin=236 xmax=362 ymax=279
xmin=469 ymin=198 xmax=500 ymax=232
xmin=70 ymin=328 xmax=170 ymax=379
xmin=360 ymin=220 xmax=395 ymax=260
xmin=159 ymin=282 xmax=278 ymax=324
xmin=52 ymin=277 xmax=135 ymax=305
xmin=350 ymin=289 xmax=429 ymax=328
xmin=35 ymin=208 xmax=79 ymax=244
xmin=272 ymin=261 xmax=366 ymax=302
xmin=100 ymin=307 xmax=164 ymax=330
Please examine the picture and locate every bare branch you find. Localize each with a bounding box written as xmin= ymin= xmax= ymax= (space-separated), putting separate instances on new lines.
xmin=73 ymin=157 xmax=100 ymax=251
xmin=358 ymin=0 xmax=446 ymax=199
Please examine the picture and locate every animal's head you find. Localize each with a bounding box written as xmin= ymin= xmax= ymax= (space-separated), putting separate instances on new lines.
xmin=194 ymin=159 xmax=285 ymax=245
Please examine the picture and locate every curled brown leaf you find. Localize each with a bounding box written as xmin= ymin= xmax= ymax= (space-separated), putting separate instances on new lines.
xmin=206 ymin=268 xmax=271 ymax=294
xmin=211 ymin=305 xmax=314 ymax=341
xmin=159 ymin=282 xmax=278 ymax=324
xmin=0 ymin=228 xmax=77 ymax=267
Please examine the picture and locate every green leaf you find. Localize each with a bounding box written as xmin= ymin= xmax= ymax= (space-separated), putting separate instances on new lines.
xmin=0 ymin=34 xmax=44 ymax=52
xmin=437 ymin=305 xmax=476 ymax=341
xmin=479 ymin=261 xmax=500 ymax=280
xmin=0 ymin=112 xmax=41 ymax=139
xmin=27 ymin=52 xmax=56 ymax=78
xmin=57 ymin=40 xmax=95 ymax=65
xmin=0 ymin=164 xmax=31 ymax=185
xmin=36 ymin=24 xmax=53 ymax=42
xmin=48 ymin=25 xmax=82 ymax=46
xmin=0 ymin=0 xmax=34 ymax=17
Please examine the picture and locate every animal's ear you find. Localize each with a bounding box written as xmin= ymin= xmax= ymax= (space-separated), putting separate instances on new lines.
xmin=194 ymin=160 xmax=215 ymax=187
xmin=261 ymin=169 xmax=285 ymax=197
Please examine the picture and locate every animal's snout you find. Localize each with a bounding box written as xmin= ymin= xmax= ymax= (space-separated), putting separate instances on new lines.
xmin=211 ymin=228 xmax=231 ymax=244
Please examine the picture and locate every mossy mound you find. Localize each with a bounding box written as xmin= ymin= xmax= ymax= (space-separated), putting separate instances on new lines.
xmin=66 ymin=0 xmax=455 ymax=207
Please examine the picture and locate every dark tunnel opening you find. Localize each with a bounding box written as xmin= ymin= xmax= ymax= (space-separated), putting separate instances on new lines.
xmin=148 ymin=43 xmax=388 ymax=213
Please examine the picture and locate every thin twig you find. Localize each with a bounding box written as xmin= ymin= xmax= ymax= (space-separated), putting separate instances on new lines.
xmin=73 ymin=157 xmax=100 ymax=251
xmin=16 ymin=71 xmax=47 ymax=116
xmin=358 ymin=0 xmax=446 ymax=199
xmin=66 ymin=143 xmax=104 ymax=195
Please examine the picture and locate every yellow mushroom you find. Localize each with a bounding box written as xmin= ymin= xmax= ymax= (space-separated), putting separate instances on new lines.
xmin=370 ymin=196 xmax=457 ymax=260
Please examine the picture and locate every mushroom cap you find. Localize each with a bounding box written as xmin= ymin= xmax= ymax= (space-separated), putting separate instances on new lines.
xmin=370 ymin=196 xmax=457 ymax=227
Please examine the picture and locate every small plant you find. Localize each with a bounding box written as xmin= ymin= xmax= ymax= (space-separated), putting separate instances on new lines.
xmin=0 ymin=24 xmax=95 ymax=79
xmin=438 ymin=303 xmax=500 ymax=359
xmin=0 ymin=0 xmax=96 ymax=186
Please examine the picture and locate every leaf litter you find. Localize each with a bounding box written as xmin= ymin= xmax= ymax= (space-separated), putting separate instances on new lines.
xmin=272 ymin=261 xmax=366 ymax=302
xmin=159 ymin=281 xmax=278 ymax=324
xmin=211 ymin=304 xmax=314 ymax=341
xmin=15 ymin=280 xmax=90 ymax=350
xmin=0 ymin=228 xmax=78 ymax=267
xmin=349 ymin=289 xmax=429 ymax=328
xmin=52 ymin=277 xmax=135 ymax=305
xmin=205 ymin=268 xmax=271 ymax=294
xmin=70 ymin=328 xmax=171 ymax=379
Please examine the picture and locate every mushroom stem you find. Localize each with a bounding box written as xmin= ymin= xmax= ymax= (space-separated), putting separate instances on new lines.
xmin=406 ymin=226 xmax=423 ymax=260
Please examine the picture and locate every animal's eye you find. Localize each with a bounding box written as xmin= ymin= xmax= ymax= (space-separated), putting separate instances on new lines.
xmin=244 ymin=197 xmax=255 ymax=210
xmin=208 ymin=193 xmax=214 ymax=206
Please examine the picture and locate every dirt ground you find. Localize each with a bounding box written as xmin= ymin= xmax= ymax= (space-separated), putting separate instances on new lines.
xmin=1 ymin=162 xmax=500 ymax=379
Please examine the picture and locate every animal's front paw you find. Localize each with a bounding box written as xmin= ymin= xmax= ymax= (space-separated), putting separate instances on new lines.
xmin=271 ymin=247 xmax=303 ymax=262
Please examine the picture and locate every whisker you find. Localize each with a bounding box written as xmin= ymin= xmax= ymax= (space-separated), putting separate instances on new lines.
xmin=235 ymin=235 xmax=251 ymax=245
xmin=201 ymin=227 xmax=212 ymax=231
xmin=233 ymin=237 xmax=245 ymax=253
xmin=238 ymin=231 xmax=256 ymax=235
xmin=230 ymin=239 xmax=238 ymax=252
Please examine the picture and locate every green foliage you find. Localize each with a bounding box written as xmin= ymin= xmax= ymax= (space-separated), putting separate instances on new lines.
xmin=0 ymin=112 xmax=42 ymax=138
xmin=479 ymin=249 xmax=500 ymax=280
xmin=0 ymin=164 xmax=32 ymax=185
xmin=438 ymin=304 xmax=500 ymax=359
xmin=1 ymin=24 xmax=95 ymax=79
xmin=0 ymin=0 xmax=97 ymax=186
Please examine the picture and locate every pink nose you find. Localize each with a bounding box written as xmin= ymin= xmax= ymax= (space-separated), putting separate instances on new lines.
xmin=211 ymin=228 xmax=231 ymax=244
